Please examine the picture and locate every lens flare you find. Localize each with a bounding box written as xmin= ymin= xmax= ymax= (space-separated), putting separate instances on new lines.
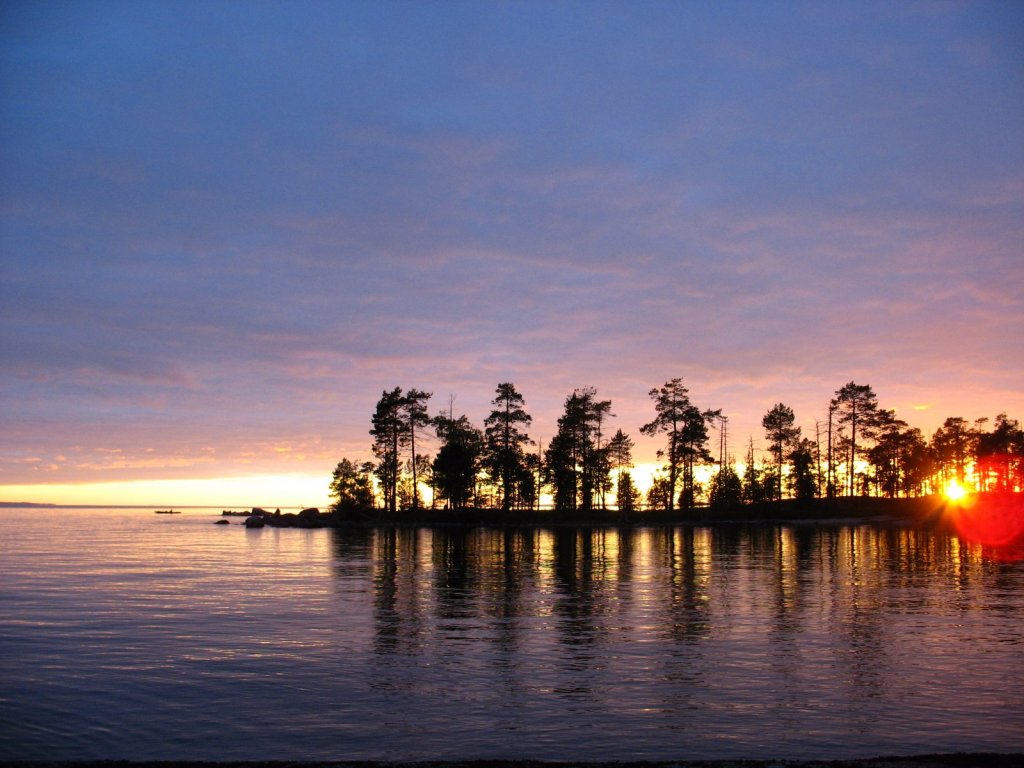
xmin=950 ymin=491 xmax=1024 ymax=558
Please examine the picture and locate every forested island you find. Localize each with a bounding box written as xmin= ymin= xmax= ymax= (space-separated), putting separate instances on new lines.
xmin=324 ymin=379 xmax=1023 ymax=526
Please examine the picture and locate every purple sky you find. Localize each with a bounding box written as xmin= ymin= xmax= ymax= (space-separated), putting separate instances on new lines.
xmin=2 ymin=1 xmax=1022 ymax=503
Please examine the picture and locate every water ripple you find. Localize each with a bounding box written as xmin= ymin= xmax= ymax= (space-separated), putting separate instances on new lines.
xmin=1 ymin=510 xmax=1023 ymax=761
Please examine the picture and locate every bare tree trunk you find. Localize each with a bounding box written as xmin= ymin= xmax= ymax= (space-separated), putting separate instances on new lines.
xmin=814 ymin=420 xmax=823 ymax=498
xmin=827 ymin=403 xmax=835 ymax=498
xmin=849 ymin=405 xmax=857 ymax=497
xmin=409 ymin=413 xmax=418 ymax=511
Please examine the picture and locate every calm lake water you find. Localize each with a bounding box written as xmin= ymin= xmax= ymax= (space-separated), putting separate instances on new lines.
xmin=1 ymin=507 xmax=1022 ymax=762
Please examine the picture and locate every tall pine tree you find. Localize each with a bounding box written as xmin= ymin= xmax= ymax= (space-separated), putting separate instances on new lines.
xmin=483 ymin=383 xmax=533 ymax=511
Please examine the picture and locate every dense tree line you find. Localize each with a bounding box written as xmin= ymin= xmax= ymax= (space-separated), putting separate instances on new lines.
xmin=328 ymin=379 xmax=1024 ymax=513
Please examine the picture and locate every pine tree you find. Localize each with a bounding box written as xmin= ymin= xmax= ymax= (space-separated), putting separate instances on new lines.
xmin=640 ymin=379 xmax=692 ymax=514
xmin=616 ymin=471 xmax=642 ymax=513
xmin=370 ymin=387 xmax=406 ymax=514
xmin=709 ymin=465 xmax=743 ymax=510
xmin=931 ymin=417 xmax=977 ymax=487
xmin=432 ymin=414 xmax=484 ymax=510
xmin=833 ymin=382 xmax=880 ymax=497
xmin=544 ymin=388 xmax=612 ymax=512
xmin=329 ymin=458 xmax=375 ymax=513
xmin=762 ymin=403 xmax=801 ymax=500
xmin=402 ymin=389 xmax=432 ymax=511
xmin=483 ymin=383 xmax=533 ymax=511
xmin=788 ymin=438 xmax=818 ymax=501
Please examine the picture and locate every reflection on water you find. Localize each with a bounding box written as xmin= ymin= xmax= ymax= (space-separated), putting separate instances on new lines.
xmin=1 ymin=509 xmax=1022 ymax=761
xmin=354 ymin=525 xmax=1024 ymax=759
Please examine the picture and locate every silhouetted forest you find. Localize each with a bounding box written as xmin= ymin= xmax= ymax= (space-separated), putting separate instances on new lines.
xmin=329 ymin=380 xmax=1023 ymax=515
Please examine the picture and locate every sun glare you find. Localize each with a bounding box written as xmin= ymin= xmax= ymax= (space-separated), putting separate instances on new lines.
xmin=944 ymin=479 xmax=968 ymax=503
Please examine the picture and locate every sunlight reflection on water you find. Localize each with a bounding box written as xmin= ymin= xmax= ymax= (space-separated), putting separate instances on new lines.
xmin=1 ymin=508 xmax=1022 ymax=761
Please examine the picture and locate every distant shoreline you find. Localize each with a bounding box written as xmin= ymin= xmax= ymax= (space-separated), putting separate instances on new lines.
xmin=0 ymin=502 xmax=309 ymax=510
xmin=5 ymin=495 xmax=1015 ymax=541
xmin=4 ymin=753 xmax=1023 ymax=768
xmin=0 ymin=495 xmax=956 ymax=523
xmin=238 ymin=495 xmax=964 ymax=531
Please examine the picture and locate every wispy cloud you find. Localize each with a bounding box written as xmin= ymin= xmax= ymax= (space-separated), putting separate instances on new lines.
xmin=2 ymin=0 xmax=1022 ymax=494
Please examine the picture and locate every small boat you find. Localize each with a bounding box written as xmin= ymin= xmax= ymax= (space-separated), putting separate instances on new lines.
xmin=154 ymin=510 xmax=181 ymax=514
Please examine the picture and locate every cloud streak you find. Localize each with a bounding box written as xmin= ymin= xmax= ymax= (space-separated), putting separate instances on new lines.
xmin=1 ymin=1 xmax=1022 ymax=495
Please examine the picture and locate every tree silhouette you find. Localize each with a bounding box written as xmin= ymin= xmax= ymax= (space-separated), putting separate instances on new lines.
xmin=329 ymin=458 xmax=375 ymax=513
xmin=868 ymin=413 xmax=931 ymax=498
xmin=402 ymin=389 xmax=433 ymax=511
xmin=544 ymin=388 xmax=612 ymax=512
xmin=546 ymin=389 xmax=589 ymax=511
xmin=931 ymin=417 xmax=975 ymax=487
xmin=826 ymin=399 xmax=839 ymax=498
xmin=640 ymin=379 xmax=692 ymax=514
xmin=607 ymin=429 xmax=633 ymax=480
xmin=646 ymin=473 xmax=672 ymax=511
xmin=483 ymin=382 xmax=533 ymax=512
xmin=351 ymin=377 xmax=1019 ymax=516
xmin=607 ymin=429 xmax=637 ymax=513
xmin=519 ymin=451 xmax=540 ymax=511
xmin=617 ymin=471 xmax=642 ymax=513
xmin=709 ymin=464 xmax=744 ymax=509
xmin=742 ymin=437 xmax=771 ymax=504
xmin=976 ymin=413 xmax=1024 ymax=491
xmin=788 ymin=438 xmax=818 ymax=500
xmin=762 ymin=403 xmax=800 ymax=500
xmin=590 ymin=396 xmax=614 ymax=509
xmin=833 ymin=382 xmax=879 ymax=497
xmin=370 ymin=387 xmax=406 ymax=514
xmin=432 ymin=414 xmax=484 ymax=510
xmin=545 ymin=424 xmax=578 ymax=512
xmin=867 ymin=409 xmax=907 ymax=497
xmin=679 ymin=407 xmax=718 ymax=509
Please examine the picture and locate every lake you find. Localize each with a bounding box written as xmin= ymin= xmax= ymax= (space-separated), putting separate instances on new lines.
xmin=1 ymin=507 xmax=1022 ymax=762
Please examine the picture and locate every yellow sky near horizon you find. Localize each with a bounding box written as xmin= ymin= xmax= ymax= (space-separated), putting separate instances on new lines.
xmin=0 ymin=463 xmax=678 ymax=508
xmin=0 ymin=474 xmax=335 ymax=508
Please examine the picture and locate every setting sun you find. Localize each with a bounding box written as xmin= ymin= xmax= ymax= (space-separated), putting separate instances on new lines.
xmin=944 ymin=479 xmax=968 ymax=503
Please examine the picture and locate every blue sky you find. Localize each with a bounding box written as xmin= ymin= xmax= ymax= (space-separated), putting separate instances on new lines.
xmin=2 ymin=0 xmax=1022 ymax=503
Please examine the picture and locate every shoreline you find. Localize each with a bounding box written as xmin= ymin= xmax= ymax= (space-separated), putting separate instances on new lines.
xmin=6 ymin=754 xmax=1024 ymax=768
xmin=249 ymin=495 xmax=958 ymax=530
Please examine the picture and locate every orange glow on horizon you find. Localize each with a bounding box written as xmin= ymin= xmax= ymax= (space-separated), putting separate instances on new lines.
xmin=0 ymin=474 xmax=333 ymax=508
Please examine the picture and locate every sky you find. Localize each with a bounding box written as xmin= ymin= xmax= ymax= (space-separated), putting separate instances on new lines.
xmin=2 ymin=0 xmax=1022 ymax=507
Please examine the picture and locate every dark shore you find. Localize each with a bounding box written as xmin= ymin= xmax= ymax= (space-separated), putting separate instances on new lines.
xmin=7 ymin=754 xmax=1024 ymax=768
xmin=242 ymin=495 xmax=956 ymax=530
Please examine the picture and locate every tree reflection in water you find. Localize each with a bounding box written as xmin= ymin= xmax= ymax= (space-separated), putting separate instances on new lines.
xmin=330 ymin=523 xmax=1023 ymax=756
